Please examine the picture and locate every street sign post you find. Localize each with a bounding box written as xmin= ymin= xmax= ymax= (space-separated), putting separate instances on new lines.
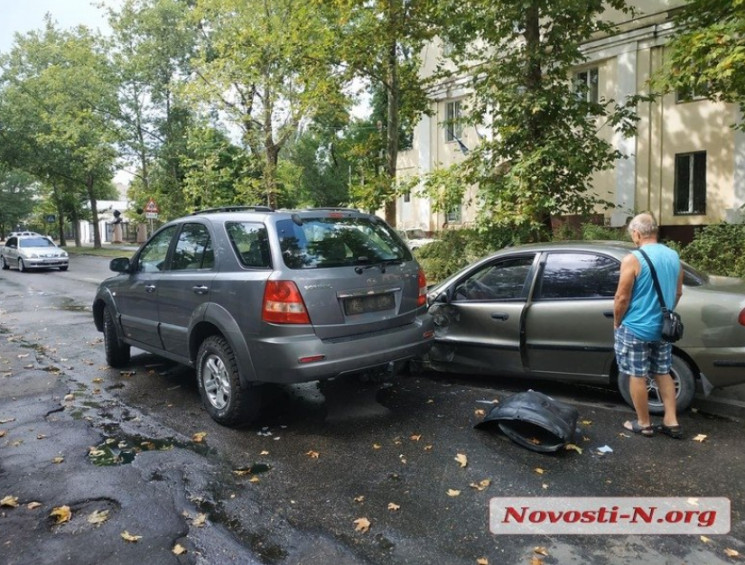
xmin=144 ymin=198 xmax=159 ymax=236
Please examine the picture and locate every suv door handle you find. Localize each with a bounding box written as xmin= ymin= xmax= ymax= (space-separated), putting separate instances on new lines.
xmin=145 ymin=284 xmax=156 ymax=293
xmin=491 ymin=312 xmax=509 ymax=321
xmin=603 ymin=311 xmax=613 ymax=318
xmin=192 ymin=285 xmax=209 ymax=295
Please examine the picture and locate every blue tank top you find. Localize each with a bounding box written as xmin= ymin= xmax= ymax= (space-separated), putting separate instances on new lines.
xmin=622 ymin=243 xmax=680 ymax=342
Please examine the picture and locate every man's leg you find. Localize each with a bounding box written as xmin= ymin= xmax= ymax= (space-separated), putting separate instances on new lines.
xmin=653 ymin=372 xmax=679 ymax=428
xmin=629 ymin=375 xmax=651 ymax=428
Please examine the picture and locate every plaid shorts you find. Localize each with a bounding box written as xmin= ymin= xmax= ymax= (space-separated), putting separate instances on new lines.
xmin=614 ymin=325 xmax=672 ymax=377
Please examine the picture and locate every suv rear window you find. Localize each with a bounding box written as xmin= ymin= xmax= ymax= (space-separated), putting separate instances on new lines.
xmin=276 ymin=216 xmax=411 ymax=269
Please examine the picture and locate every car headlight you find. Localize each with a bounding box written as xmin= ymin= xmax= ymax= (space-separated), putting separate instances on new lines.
xmin=60 ymin=251 xmax=68 ymax=258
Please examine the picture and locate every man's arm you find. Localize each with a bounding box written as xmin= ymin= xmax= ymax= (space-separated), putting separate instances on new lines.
xmin=614 ymin=253 xmax=639 ymax=329
xmin=674 ymin=262 xmax=684 ymax=308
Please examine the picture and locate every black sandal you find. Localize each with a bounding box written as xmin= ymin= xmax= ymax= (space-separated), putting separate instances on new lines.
xmin=657 ymin=424 xmax=683 ymax=439
xmin=624 ymin=421 xmax=654 ymax=437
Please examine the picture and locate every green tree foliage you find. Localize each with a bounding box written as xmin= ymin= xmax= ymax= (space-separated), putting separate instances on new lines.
xmin=422 ymin=0 xmax=643 ymax=240
xmin=324 ymin=0 xmax=436 ymax=225
xmin=654 ymin=0 xmax=745 ymax=129
xmin=186 ymin=0 xmax=347 ymax=209
xmin=0 ymin=169 xmax=39 ymax=238
xmin=0 ymin=19 xmax=119 ymax=247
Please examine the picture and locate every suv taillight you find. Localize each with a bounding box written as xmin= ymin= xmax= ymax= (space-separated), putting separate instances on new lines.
xmin=262 ymin=281 xmax=311 ymax=324
xmin=417 ymin=269 xmax=427 ymax=307
xmin=739 ymin=308 xmax=745 ymax=326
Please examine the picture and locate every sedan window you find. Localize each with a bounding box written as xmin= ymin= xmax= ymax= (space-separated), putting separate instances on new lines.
xmin=536 ymin=252 xmax=620 ymax=300
xmin=453 ymin=256 xmax=535 ymax=301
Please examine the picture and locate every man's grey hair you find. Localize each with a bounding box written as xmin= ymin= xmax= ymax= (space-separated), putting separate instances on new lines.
xmin=628 ymin=213 xmax=658 ymax=237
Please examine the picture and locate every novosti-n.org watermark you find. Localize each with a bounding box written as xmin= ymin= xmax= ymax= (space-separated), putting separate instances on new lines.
xmin=490 ymin=497 xmax=730 ymax=535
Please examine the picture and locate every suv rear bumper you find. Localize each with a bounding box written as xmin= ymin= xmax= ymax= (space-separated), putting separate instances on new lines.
xmin=250 ymin=317 xmax=434 ymax=384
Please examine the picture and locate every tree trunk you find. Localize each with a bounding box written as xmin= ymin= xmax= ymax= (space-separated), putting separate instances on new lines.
xmin=385 ymin=29 xmax=400 ymax=227
xmin=87 ymin=173 xmax=102 ymax=249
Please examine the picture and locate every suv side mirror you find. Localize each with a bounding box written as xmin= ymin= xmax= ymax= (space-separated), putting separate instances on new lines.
xmin=109 ymin=257 xmax=132 ymax=273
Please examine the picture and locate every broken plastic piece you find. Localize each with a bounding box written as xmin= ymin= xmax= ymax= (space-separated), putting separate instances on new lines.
xmin=475 ymin=390 xmax=579 ymax=453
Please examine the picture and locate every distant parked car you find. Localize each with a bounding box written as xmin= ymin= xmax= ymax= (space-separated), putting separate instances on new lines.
xmin=425 ymin=240 xmax=745 ymax=413
xmin=93 ymin=206 xmax=434 ymax=426
xmin=1 ymin=235 xmax=69 ymax=272
xmin=398 ymin=228 xmax=436 ymax=250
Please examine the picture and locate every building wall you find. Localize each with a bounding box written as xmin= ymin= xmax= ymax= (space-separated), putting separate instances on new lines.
xmin=397 ymin=1 xmax=744 ymax=239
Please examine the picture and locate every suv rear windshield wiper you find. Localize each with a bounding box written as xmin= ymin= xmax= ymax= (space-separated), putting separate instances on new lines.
xmin=354 ymin=257 xmax=404 ymax=274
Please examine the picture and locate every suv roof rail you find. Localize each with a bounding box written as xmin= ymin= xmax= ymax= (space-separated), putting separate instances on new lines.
xmin=192 ymin=206 xmax=274 ymax=215
xmin=304 ymin=207 xmax=360 ymax=212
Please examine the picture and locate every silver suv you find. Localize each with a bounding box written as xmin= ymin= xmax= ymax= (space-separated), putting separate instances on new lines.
xmin=93 ymin=207 xmax=434 ymax=426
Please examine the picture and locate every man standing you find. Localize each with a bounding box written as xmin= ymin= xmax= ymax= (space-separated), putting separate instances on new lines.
xmin=614 ymin=212 xmax=684 ymax=438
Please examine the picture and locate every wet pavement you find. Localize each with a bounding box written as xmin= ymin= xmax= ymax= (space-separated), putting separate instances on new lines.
xmin=2 ymin=255 xmax=745 ymax=564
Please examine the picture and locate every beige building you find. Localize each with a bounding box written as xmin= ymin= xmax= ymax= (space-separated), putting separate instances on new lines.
xmin=396 ymin=0 xmax=745 ymax=242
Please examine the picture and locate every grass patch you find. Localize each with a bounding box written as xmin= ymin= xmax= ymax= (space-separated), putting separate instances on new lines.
xmin=63 ymin=245 xmax=135 ymax=258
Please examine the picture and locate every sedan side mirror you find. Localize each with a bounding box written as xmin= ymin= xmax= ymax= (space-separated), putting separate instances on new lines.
xmin=109 ymin=257 xmax=132 ymax=273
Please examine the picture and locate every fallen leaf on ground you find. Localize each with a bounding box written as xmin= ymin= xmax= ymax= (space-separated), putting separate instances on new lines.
xmin=469 ymin=479 xmax=491 ymax=491
xmin=0 ymin=418 xmax=16 ymax=424
xmin=528 ymin=438 xmax=541 ymax=445
xmin=424 ymin=444 xmax=433 ymax=451
xmin=50 ymin=505 xmax=72 ymax=524
xmin=173 ymin=544 xmax=187 ymax=555
xmin=565 ymin=443 xmax=583 ymax=454
xmin=63 ymin=394 xmax=74 ymax=402
xmin=372 ymin=443 xmax=382 ymax=450
xmin=92 ymin=378 xmax=103 ymax=384
xmin=454 ymin=453 xmax=468 ymax=468
xmin=192 ymin=432 xmax=207 ymax=443
xmin=37 ymin=434 xmax=47 ymax=440
xmin=354 ymin=495 xmax=365 ymax=503
xmin=534 ymin=547 xmax=549 ymax=556
xmin=534 ymin=468 xmax=545 ymax=475
xmin=0 ymin=430 xmax=6 ymax=438
xmin=531 ymin=557 xmax=544 ymax=565
xmin=700 ymin=535 xmax=711 ymax=543
xmin=447 ymin=489 xmax=461 ymax=497
xmin=477 ymin=559 xmax=488 ymax=565
xmin=580 ymin=420 xmax=593 ymax=426
xmin=410 ymin=434 xmax=422 ymax=441
xmin=249 ymin=476 xmax=260 ymax=483
xmin=693 ymin=434 xmax=707 ymax=442
xmin=474 ymin=409 xmax=485 ymax=417
xmin=121 ymin=531 xmax=142 ymax=542
xmin=388 ymin=502 xmax=400 ymax=511
xmin=260 ymin=450 xmax=269 ymax=455
xmin=192 ymin=513 xmax=207 ymax=527
xmin=306 ymin=450 xmax=320 ymax=459
xmin=52 ymin=457 xmax=64 ymax=464
xmin=1 ymin=495 xmax=19 ymax=508
xmin=724 ymin=548 xmax=740 ymax=558
xmin=353 ymin=517 xmax=371 ymax=533
xmin=88 ymin=510 xmax=109 ymax=525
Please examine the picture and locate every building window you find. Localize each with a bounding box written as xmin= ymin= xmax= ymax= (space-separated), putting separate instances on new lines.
xmin=403 ymin=191 xmax=411 ymax=203
xmin=674 ymin=151 xmax=706 ymax=215
xmin=574 ymin=67 xmax=599 ymax=104
xmin=445 ymin=100 xmax=463 ymax=142
xmin=446 ymin=204 xmax=462 ymax=224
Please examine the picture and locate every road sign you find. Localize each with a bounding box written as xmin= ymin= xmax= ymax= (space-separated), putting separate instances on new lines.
xmin=144 ymin=198 xmax=159 ymax=214
xmin=145 ymin=212 xmax=158 ymax=219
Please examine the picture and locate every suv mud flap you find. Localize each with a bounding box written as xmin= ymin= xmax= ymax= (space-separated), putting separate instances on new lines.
xmin=475 ymin=390 xmax=579 ymax=453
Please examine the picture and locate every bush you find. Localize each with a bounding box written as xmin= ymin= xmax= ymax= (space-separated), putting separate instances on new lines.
xmin=680 ymin=223 xmax=745 ymax=278
xmin=414 ymin=227 xmax=516 ymax=285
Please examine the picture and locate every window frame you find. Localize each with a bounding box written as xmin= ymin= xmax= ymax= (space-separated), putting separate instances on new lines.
xmin=674 ymin=151 xmax=707 ymax=216
xmin=573 ymin=67 xmax=599 ymax=104
xmin=445 ymin=100 xmax=463 ymax=143
xmin=534 ymin=251 xmax=621 ymax=301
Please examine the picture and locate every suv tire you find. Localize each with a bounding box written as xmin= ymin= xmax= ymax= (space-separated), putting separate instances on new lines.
xmin=196 ymin=335 xmax=260 ymax=426
xmin=103 ymin=307 xmax=131 ymax=367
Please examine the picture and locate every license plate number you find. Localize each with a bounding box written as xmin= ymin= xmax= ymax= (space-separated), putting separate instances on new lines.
xmin=344 ymin=293 xmax=395 ymax=315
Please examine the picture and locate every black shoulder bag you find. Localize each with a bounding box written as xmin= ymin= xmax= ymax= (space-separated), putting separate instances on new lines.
xmin=637 ymin=248 xmax=684 ymax=343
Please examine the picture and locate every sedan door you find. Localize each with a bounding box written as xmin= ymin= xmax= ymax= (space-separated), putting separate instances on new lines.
xmin=428 ymin=254 xmax=538 ymax=376
xmin=116 ymin=225 xmax=178 ymax=350
xmin=524 ymin=251 xmax=620 ymax=381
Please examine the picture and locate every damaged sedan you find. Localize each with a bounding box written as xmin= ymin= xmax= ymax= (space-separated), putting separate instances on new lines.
xmin=425 ymin=241 xmax=745 ymax=413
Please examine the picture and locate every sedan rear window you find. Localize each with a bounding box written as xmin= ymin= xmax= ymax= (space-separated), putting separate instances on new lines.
xmin=276 ymin=216 xmax=411 ymax=269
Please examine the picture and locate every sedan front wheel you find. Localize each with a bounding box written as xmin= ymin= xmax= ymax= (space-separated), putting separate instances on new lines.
xmin=18 ymin=258 xmax=25 ymax=272
xmin=618 ymin=353 xmax=696 ymax=414
xmin=196 ymin=336 xmax=260 ymax=427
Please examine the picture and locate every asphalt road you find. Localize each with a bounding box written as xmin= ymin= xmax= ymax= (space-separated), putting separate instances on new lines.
xmin=1 ymin=252 xmax=744 ymax=565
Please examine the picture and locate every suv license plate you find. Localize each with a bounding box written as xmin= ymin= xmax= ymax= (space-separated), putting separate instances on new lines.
xmin=344 ymin=293 xmax=395 ymax=315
